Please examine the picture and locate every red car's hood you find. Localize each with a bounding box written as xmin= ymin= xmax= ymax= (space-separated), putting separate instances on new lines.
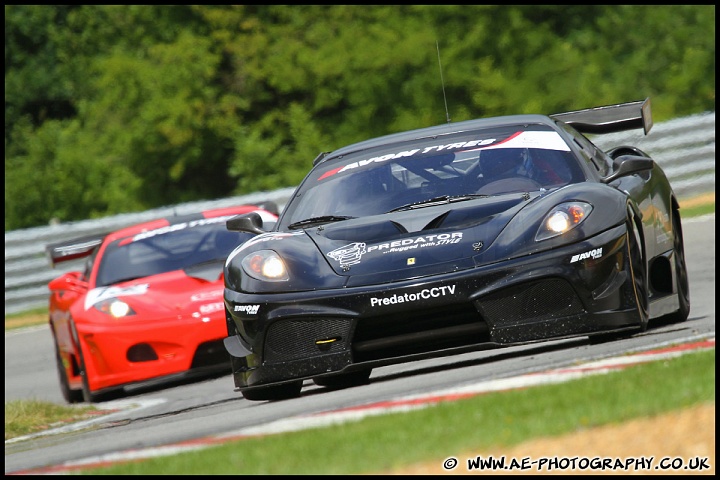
xmin=84 ymin=269 xmax=225 ymax=317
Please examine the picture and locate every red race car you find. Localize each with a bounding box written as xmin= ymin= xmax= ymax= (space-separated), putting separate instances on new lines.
xmin=46 ymin=203 xmax=279 ymax=403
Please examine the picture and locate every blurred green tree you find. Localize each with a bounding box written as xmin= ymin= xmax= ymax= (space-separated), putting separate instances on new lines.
xmin=4 ymin=5 xmax=715 ymax=230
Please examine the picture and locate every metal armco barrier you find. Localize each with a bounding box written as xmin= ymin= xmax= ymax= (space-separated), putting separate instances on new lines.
xmin=4 ymin=112 xmax=715 ymax=315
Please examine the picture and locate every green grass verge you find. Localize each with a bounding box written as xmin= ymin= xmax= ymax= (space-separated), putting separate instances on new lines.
xmin=5 ymin=399 xmax=99 ymax=441
xmin=78 ymin=348 xmax=714 ymax=475
xmin=681 ymin=201 xmax=714 ymax=219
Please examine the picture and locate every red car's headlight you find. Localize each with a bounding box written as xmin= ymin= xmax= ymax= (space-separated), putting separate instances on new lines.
xmin=94 ymin=299 xmax=137 ymax=318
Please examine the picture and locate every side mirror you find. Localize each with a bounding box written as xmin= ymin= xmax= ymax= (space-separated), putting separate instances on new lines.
xmin=226 ymin=212 xmax=266 ymax=234
xmin=48 ymin=272 xmax=88 ymax=292
xmin=602 ymin=155 xmax=654 ymax=184
xmin=255 ymin=200 xmax=279 ymax=216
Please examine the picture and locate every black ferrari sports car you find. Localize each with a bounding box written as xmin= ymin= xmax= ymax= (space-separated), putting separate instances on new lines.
xmin=223 ymin=98 xmax=690 ymax=401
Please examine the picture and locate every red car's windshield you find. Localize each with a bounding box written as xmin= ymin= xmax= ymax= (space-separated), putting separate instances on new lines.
xmin=96 ymin=222 xmax=254 ymax=287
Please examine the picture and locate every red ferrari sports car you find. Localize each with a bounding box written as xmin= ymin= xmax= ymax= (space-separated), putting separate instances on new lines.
xmin=46 ymin=203 xmax=279 ymax=403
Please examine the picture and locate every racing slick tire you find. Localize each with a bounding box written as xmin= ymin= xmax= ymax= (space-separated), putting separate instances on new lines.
xmin=313 ymin=369 xmax=372 ymax=389
xmin=77 ymin=343 xmax=104 ymax=403
xmin=665 ymin=209 xmax=690 ymax=323
xmin=589 ymin=216 xmax=649 ymax=344
xmin=627 ymin=215 xmax=650 ymax=332
xmin=70 ymin=321 xmax=107 ymax=403
xmin=53 ymin=335 xmax=84 ymax=404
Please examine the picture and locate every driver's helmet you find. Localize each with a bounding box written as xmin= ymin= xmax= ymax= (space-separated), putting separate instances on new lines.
xmin=481 ymin=148 xmax=531 ymax=179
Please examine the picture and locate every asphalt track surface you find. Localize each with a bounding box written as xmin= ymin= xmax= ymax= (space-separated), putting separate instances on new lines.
xmin=4 ymin=215 xmax=715 ymax=475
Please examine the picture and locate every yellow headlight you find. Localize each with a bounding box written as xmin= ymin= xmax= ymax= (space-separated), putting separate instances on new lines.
xmin=242 ymin=250 xmax=289 ymax=281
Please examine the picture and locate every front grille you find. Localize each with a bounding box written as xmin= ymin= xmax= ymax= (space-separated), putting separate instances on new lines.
xmin=264 ymin=317 xmax=354 ymax=363
xmin=477 ymin=277 xmax=584 ymax=325
xmin=352 ymin=303 xmax=487 ymax=362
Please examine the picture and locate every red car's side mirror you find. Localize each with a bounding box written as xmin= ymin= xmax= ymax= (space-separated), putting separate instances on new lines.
xmin=48 ymin=272 xmax=88 ymax=292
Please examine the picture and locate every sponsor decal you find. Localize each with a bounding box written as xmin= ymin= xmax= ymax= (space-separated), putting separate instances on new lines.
xmin=370 ymin=285 xmax=457 ymax=307
xmin=191 ymin=290 xmax=223 ymax=302
xmin=199 ymin=302 xmax=224 ymax=315
xmin=318 ymin=131 xmax=570 ymax=181
xmin=570 ymin=247 xmax=603 ymax=263
xmin=327 ymin=242 xmax=366 ymax=266
xmin=366 ymin=232 xmax=463 ymax=254
xmin=132 ymin=215 xmax=236 ymax=242
xmin=234 ymin=304 xmax=260 ymax=315
xmin=326 ymin=233 xmax=463 ymax=267
xmin=482 ymin=130 xmax=571 ymax=152
xmin=84 ymin=283 xmax=149 ymax=310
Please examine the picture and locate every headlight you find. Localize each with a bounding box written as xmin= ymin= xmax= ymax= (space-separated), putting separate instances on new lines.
xmin=535 ymin=202 xmax=593 ymax=241
xmin=241 ymin=250 xmax=289 ymax=281
xmin=94 ymin=299 xmax=136 ymax=318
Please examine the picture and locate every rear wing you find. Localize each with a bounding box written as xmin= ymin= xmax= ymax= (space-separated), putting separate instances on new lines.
xmin=550 ymin=98 xmax=653 ymax=135
xmin=46 ymin=233 xmax=108 ymax=268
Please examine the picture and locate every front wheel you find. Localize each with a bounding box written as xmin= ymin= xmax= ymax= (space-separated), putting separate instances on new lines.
xmin=627 ymin=216 xmax=649 ymax=332
xmin=53 ymin=336 xmax=83 ymax=404
xmin=71 ymin=321 xmax=106 ymax=403
xmin=666 ymin=210 xmax=690 ymax=323
xmin=589 ymin=217 xmax=648 ymax=345
xmin=77 ymin=343 xmax=105 ymax=403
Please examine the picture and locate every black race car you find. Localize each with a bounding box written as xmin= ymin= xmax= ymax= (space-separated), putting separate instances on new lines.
xmin=223 ymin=98 xmax=690 ymax=401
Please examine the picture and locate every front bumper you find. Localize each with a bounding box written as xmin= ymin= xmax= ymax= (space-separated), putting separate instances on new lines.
xmin=225 ymin=224 xmax=642 ymax=389
xmin=75 ymin=312 xmax=229 ymax=392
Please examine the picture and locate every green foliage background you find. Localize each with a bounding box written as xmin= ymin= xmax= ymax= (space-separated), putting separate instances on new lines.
xmin=5 ymin=5 xmax=715 ymax=230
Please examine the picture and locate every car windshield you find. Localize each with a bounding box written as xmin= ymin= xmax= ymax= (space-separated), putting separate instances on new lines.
xmin=95 ymin=219 xmax=254 ymax=287
xmin=279 ymin=124 xmax=584 ymax=229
